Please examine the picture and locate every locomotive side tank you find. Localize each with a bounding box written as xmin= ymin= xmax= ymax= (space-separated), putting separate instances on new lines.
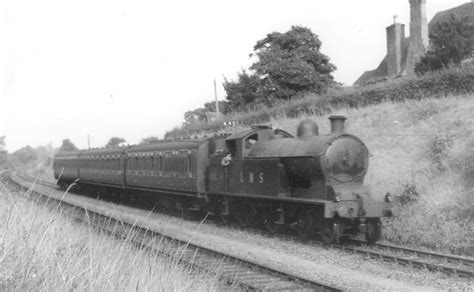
xmin=208 ymin=116 xmax=396 ymax=242
xmin=247 ymin=116 xmax=381 ymax=217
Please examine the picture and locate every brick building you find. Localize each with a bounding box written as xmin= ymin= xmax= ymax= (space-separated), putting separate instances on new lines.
xmin=354 ymin=0 xmax=474 ymax=86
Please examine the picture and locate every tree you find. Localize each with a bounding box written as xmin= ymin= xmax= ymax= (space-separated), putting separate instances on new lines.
xmin=223 ymin=70 xmax=261 ymax=109
xmin=12 ymin=146 xmax=37 ymax=165
xmin=140 ymin=136 xmax=160 ymax=145
xmin=184 ymin=107 xmax=207 ymax=125
xmin=105 ymin=137 xmax=126 ymax=148
xmin=59 ymin=139 xmax=78 ymax=152
xmin=203 ymin=100 xmax=230 ymax=115
xmin=0 ymin=136 xmax=8 ymax=168
xmin=250 ymin=26 xmax=336 ymax=100
xmin=0 ymin=136 xmax=5 ymax=152
xmin=415 ymin=14 xmax=474 ymax=74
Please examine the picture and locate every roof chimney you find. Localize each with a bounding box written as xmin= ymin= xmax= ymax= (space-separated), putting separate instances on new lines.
xmin=329 ymin=116 xmax=346 ymax=134
xmin=393 ymin=15 xmax=398 ymax=24
xmin=386 ymin=19 xmax=405 ymax=77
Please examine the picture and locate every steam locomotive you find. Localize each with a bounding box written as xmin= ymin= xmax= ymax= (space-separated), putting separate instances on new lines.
xmin=54 ymin=116 xmax=397 ymax=243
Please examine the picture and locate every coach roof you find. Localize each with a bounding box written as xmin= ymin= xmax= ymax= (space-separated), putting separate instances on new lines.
xmin=128 ymin=139 xmax=206 ymax=153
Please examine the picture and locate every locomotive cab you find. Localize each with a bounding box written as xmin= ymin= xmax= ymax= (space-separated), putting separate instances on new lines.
xmin=224 ymin=126 xmax=292 ymax=159
xmin=208 ymin=126 xmax=293 ymax=198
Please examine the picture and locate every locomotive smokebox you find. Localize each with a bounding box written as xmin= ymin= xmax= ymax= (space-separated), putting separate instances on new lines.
xmin=297 ymin=119 xmax=319 ymax=138
xmin=329 ymin=116 xmax=346 ymax=134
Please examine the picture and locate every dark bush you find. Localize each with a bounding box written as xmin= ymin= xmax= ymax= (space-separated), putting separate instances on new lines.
xmin=398 ymin=183 xmax=420 ymax=206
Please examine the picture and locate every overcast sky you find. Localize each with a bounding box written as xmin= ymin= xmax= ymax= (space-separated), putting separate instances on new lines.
xmin=0 ymin=0 xmax=467 ymax=151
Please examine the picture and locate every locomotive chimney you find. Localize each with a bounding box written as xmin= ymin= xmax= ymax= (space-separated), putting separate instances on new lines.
xmin=329 ymin=116 xmax=346 ymax=134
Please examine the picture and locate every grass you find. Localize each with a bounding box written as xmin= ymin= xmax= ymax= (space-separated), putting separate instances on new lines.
xmin=167 ymin=64 xmax=474 ymax=138
xmin=189 ymin=94 xmax=474 ymax=255
xmin=273 ymin=95 xmax=474 ymax=255
xmin=0 ymin=182 xmax=229 ymax=291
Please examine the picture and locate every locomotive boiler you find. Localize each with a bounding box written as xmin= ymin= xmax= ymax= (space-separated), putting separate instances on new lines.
xmin=54 ymin=116 xmax=397 ymax=244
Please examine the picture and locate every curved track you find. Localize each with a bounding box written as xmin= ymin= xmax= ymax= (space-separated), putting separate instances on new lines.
xmin=7 ymin=172 xmax=342 ymax=291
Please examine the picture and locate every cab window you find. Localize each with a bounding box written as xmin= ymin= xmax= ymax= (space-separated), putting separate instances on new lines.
xmin=244 ymin=134 xmax=258 ymax=150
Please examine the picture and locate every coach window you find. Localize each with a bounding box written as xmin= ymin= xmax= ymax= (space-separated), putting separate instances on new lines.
xmin=129 ymin=155 xmax=134 ymax=169
xmin=145 ymin=154 xmax=152 ymax=171
xmin=137 ymin=155 xmax=143 ymax=170
xmin=187 ymin=152 xmax=193 ymax=177
xmin=153 ymin=154 xmax=160 ymax=172
xmin=132 ymin=156 xmax=137 ymax=170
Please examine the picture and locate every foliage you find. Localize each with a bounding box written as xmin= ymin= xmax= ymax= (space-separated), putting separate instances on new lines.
xmin=11 ymin=146 xmax=38 ymax=165
xmin=140 ymin=136 xmax=160 ymax=145
xmin=184 ymin=108 xmax=208 ymax=125
xmin=167 ymin=64 xmax=474 ymax=137
xmin=59 ymin=139 xmax=78 ymax=152
xmin=415 ymin=14 xmax=474 ymax=74
xmin=0 ymin=186 xmax=226 ymax=291
xmin=223 ymin=70 xmax=261 ymax=109
xmin=0 ymin=136 xmax=5 ymax=152
xmin=398 ymin=183 xmax=420 ymax=206
xmin=250 ymin=26 xmax=336 ymax=100
xmin=203 ymin=100 xmax=230 ymax=115
xmin=105 ymin=137 xmax=126 ymax=148
xmin=0 ymin=136 xmax=8 ymax=168
xmin=183 ymin=26 xmax=335 ymax=125
xmin=184 ymin=101 xmax=230 ymax=125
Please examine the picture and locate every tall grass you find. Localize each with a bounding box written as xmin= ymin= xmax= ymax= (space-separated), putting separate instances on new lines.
xmin=268 ymin=95 xmax=474 ymax=255
xmin=0 ymin=183 xmax=227 ymax=290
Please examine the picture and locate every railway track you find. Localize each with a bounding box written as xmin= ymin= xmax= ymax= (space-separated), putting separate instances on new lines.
xmin=13 ymin=172 xmax=474 ymax=279
xmin=6 ymin=172 xmax=342 ymax=291
xmin=222 ymin=224 xmax=473 ymax=279
xmin=333 ymin=240 xmax=473 ymax=278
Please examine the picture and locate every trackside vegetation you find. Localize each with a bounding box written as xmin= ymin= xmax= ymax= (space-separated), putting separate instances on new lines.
xmin=168 ymin=93 xmax=474 ymax=255
xmin=267 ymin=95 xmax=473 ymax=255
xmin=0 ymin=182 xmax=228 ymax=291
xmin=166 ymin=64 xmax=474 ymax=138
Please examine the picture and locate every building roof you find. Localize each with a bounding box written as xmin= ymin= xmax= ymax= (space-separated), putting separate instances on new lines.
xmin=354 ymin=1 xmax=473 ymax=86
xmin=354 ymin=37 xmax=410 ymax=86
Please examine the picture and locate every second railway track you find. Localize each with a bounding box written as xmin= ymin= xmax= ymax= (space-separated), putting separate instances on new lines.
xmin=13 ymin=172 xmax=474 ymax=280
xmin=7 ymin=172 xmax=342 ymax=291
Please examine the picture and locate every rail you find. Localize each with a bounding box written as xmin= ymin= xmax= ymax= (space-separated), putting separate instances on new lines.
xmin=8 ymin=172 xmax=342 ymax=291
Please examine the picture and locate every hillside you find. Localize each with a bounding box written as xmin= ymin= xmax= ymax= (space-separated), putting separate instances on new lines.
xmin=205 ymin=94 xmax=474 ymax=254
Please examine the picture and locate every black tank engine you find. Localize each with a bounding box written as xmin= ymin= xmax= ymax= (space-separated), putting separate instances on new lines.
xmin=54 ymin=116 xmax=397 ymax=243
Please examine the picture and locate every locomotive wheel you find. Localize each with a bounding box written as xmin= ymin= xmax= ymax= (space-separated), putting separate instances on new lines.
xmin=263 ymin=209 xmax=280 ymax=233
xmin=234 ymin=203 xmax=255 ymax=228
xmin=295 ymin=208 xmax=313 ymax=239
xmin=365 ymin=218 xmax=382 ymax=243
xmin=320 ymin=220 xmax=340 ymax=245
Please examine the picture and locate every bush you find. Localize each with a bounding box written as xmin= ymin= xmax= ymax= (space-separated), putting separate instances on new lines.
xmin=168 ymin=64 xmax=474 ymax=138
xmin=398 ymin=183 xmax=420 ymax=206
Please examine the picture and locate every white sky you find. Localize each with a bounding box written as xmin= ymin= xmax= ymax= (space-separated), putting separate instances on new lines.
xmin=0 ymin=0 xmax=468 ymax=152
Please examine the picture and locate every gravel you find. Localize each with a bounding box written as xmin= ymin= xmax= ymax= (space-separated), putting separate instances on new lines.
xmin=25 ymin=178 xmax=474 ymax=291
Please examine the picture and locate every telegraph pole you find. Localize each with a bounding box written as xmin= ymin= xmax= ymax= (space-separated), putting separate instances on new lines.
xmin=214 ymin=78 xmax=219 ymax=117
